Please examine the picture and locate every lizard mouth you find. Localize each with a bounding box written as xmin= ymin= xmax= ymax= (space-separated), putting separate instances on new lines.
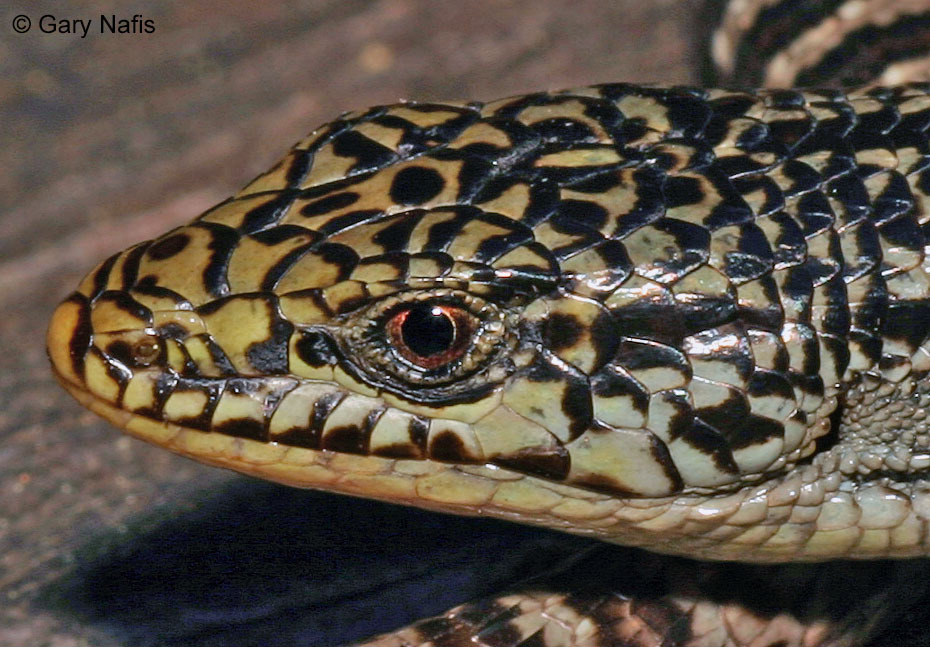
xmin=50 ymin=364 xmax=474 ymax=510
xmin=47 ymin=294 xmax=539 ymax=517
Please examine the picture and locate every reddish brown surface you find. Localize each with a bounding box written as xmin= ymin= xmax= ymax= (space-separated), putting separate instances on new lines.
xmin=1 ymin=2 xmax=698 ymax=644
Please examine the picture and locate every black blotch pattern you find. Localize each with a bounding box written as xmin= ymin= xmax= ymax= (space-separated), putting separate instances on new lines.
xmin=260 ymin=245 xmax=320 ymax=293
xmin=565 ymin=171 xmax=621 ymax=194
xmin=331 ymin=130 xmax=397 ymax=173
xmin=590 ymin=366 xmax=649 ymax=414
xmin=472 ymin=220 xmax=533 ymax=265
xmin=545 ymin=313 xmax=582 ymax=351
xmin=200 ymin=223 xmax=241 ymax=299
xmin=246 ymin=317 xmax=294 ymax=375
xmin=301 ymin=192 xmax=360 ymax=217
xmin=663 ymin=175 xmax=704 ymax=208
xmin=148 ymin=233 xmax=190 ymax=260
xmin=100 ymin=348 xmax=133 ymax=394
xmin=284 ymin=149 xmax=313 ymax=186
xmin=371 ymin=443 xmax=422 ymax=459
xmin=818 ymin=276 xmax=852 ymax=336
xmin=252 ymin=225 xmax=319 ymax=246
xmin=65 ymin=294 xmax=92 ymax=379
xmin=610 ymin=297 xmax=688 ymax=346
xmin=294 ymin=330 xmax=340 ymax=368
xmin=615 ymin=339 xmax=689 ymax=378
xmin=156 ymin=322 xmax=189 ymax=341
xmin=314 ymin=243 xmax=361 ymax=281
xmin=90 ymin=252 xmax=120 ymax=299
xmin=884 ymin=300 xmax=930 ymax=352
xmin=422 ymin=208 xmax=474 ymax=252
xmin=545 ymin=213 xmax=602 ymax=260
xmin=531 ymin=118 xmax=597 ymax=143
xmin=390 ymin=166 xmax=446 ymax=206
xmin=826 ymin=174 xmax=869 ymax=222
xmin=737 ymin=277 xmax=783 ymax=332
xmin=872 ymin=172 xmax=916 ymax=227
xmin=314 ymin=210 xmax=383 ymax=237
xmin=781 ymin=266 xmax=814 ymax=321
xmin=239 ymin=192 xmax=300 ymax=234
xmin=559 ymin=199 xmax=609 ymax=231
xmin=561 ymin=373 xmax=594 ymax=440
xmin=748 ymin=369 xmax=795 ymax=402
xmin=727 ymin=415 xmax=785 ymax=450
xmin=167 ymin=380 xmax=222 ymax=431
xmin=305 ymin=392 xmax=346 ymax=447
xmin=216 ymin=418 xmax=267 ymax=442
xmin=780 ymin=160 xmax=822 ymax=198
xmin=372 ymin=211 xmax=425 ymax=252
xmin=696 ymin=388 xmax=750 ymax=435
xmin=454 ymin=156 xmax=495 ymax=203
xmin=820 ymin=333 xmax=852 ymax=380
xmin=674 ymin=290 xmax=738 ymax=334
xmin=198 ymin=334 xmax=238 ymax=376
xmin=492 ymin=445 xmax=571 ymax=481
xmin=664 ymin=91 xmax=712 ymax=139
xmin=681 ymin=420 xmax=740 ymax=474
xmin=408 ymin=417 xmax=430 ymax=452
xmin=645 ymin=217 xmax=712 ymax=281
xmin=765 ymin=211 xmax=807 ymax=267
xmin=322 ymin=426 xmax=369 ymax=454
xmin=119 ymin=244 xmax=148 ymax=291
xmin=429 ymin=431 xmax=473 ymax=462
xmin=96 ymin=290 xmax=153 ymax=325
xmin=655 ymin=390 xmax=694 ymax=441
xmin=105 ymin=341 xmax=134 ymax=367
xmin=589 ymin=311 xmax=621 ymax=371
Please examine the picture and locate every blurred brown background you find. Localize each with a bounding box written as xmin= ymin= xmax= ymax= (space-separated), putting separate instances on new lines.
xmin=1 ymin=2 xmax=702 ymax=645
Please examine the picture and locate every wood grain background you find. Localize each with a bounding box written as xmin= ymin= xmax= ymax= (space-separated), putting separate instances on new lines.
xmin=1 ymin=2 xmax=703 ymax=645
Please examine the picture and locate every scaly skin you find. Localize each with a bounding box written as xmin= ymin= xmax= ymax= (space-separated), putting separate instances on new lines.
xmin=48 ymin=83 xmax=930 ymax=646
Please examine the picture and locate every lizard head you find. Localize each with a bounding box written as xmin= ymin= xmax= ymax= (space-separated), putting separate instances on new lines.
xmin=49 ymin=87 xmax=930 ymax=561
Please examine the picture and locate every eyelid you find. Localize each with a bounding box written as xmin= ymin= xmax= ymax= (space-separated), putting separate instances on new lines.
xmin=341 ymin=289 xmax=513 ymax=390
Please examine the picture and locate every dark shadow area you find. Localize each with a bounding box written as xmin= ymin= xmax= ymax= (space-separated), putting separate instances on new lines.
xmin=32 ymin=475 xmax=930 ymax=647
xmin=36 ymin=478 xmax=595 ymax=647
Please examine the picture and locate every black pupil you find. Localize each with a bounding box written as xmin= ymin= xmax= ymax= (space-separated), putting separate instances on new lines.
xmin=401 ymin=304 xmax=454 ymax=357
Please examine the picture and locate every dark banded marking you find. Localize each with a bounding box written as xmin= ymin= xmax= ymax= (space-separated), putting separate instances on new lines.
xmin=300 ymin=192 xmax=361 ymax=217
xmin=330 ymin=129 xmax=398 ymax=173
xmin=199 ymin=223 xmax=241 ymax=299
xmin=147 ymin=232 xmax=190 ymax=260
xmin=491 ymin=443 xmax=571 ymax=481
xmin=321 ymin=409 xmax=384 ymax=455
xmin=88 ymin=252 xmax=120 ymax=300
xmin=118 ymin=243 xmax=148 ymax=290
xmin=161 ymin=379 xmax=223 ymax=431
xmin=712 ymin=0 xmax=930 ymax=88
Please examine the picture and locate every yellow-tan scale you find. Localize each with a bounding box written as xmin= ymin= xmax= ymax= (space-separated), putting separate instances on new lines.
xmin=48 ymin=83 xmax=930 ymax=561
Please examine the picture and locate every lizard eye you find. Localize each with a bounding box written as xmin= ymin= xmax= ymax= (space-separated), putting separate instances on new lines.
xmin=343 ymin=290 xmax=513 ymax=393
xmin=386 ymin=303 xmax=473 ymax=369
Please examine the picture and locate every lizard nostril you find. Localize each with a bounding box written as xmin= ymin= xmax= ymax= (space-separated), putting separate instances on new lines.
xmin=132 ymin=338 xmax=160 ymax=365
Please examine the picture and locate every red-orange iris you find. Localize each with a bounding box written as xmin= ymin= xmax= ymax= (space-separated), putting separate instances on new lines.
xmin=386 ymin=303 xmax=473 ymax=369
